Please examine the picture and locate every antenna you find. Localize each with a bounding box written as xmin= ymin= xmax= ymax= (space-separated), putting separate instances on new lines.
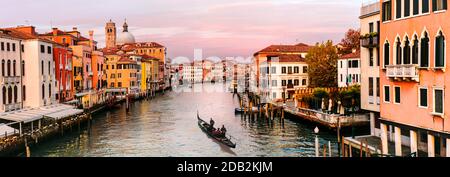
xmin=25 ymin=20 xmax=30 ymax=26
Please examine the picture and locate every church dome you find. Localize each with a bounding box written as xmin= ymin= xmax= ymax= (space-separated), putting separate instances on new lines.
xmin=117 ymin=32 xmax=135 ymax=44
xmin=116 ymin=20 xmax=136 ymax=45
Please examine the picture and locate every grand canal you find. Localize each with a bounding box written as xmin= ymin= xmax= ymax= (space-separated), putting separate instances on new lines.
xmin=29 ymin=83 xmax=339 ymax=157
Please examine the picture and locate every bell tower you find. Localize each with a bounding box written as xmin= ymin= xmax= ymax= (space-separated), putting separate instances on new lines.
xmin=105 ymin=19 xmax=116 ymax=48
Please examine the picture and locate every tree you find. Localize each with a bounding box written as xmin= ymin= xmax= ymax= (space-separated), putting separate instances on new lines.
xmin=339 ymin=28 xmax=360 ymax=55
xmin=305 ymin=40 xmax=338 ymax=88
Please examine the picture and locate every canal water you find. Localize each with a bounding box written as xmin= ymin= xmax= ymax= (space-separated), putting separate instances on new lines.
xmin=30 ymin=83 xmax=339 ymax=157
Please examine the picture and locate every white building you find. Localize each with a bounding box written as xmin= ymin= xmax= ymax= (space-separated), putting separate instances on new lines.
xmin=337 ymin=51 xmax=361 ymax=88
xmin=182 ymin=61 xmax=203 ymax=84
xmin=0 ymin=29 xmax=23 ymax=112
xmin=1 ymin=26 xmax=56 ymax=110
xmin=260 ymin=55 xmax=309 ymax=102
xmin=359 ymin=1 xmax=380 ymax=136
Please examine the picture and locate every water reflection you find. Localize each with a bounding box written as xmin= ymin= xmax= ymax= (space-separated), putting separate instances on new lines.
xmin=30 ymin=83 xmax=338 ymax=157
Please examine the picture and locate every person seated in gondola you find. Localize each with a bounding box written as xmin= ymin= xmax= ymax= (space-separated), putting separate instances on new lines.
xmin=209 ymin=118 xmax=215 ymax=131
xmin=220 ymin=125 xmax=227 ymax=137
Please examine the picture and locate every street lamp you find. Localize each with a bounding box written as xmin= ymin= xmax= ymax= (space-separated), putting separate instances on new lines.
xmin=314 ymin=126 xmax=319 ymax=157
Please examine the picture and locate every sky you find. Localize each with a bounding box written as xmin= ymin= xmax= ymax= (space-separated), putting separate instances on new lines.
xmin=0 ymin=0 xmax=362 ymax=59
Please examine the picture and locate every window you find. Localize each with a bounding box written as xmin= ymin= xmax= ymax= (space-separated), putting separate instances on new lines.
xmin=42 ymin=84 xmax=45 ymax=99
xmin=21 ymin=61 xmax=25 ymax=76
xmin=112 ymin=65 xmax=115 ymax=69
xmin=281 ymin=67 xmax=286 ymax=74
xmin=404 ymin=0 xmax=411 ymax=17
xmin=6 ymin=43 xmax=10 ymax=51
xmin=13 ymin=61 xmax=16 ymax=76
xmin=376 ymin=78 xmax=380 ymax=98
xmin=294 ymin=66 xmax=299 ymax=73
xmin=272 ymin=80 xmax=277 ymax=87
xmin=394 ymin=86 xmax=401 ymax=104
xmin=384 ymin=42 xmax=390 ymax=67
xmin=433 ymin=0 xmax=447 ymax=11
xmin=419 ymin=87 xmax=428 ymax=108
xmin=383 ymin=1 xmax=393 ymax=21
xmin=0 ymin=42 xmax=3 ymax=51
xmin=302 ymin=79 xmax=307 ymax=86
xmin=288 ymin=67 xmax=292 ymax=74
xmin=7 ymin=60 xmax=10 ymax=76
xmin=294 ymin=79 xmax=299 ymax=86
xmin=384 ymin=86 xmax=391 ymax=102
xmin=413 ymin=0 xmax=420 ymax=15
xmin=433 ymin=88 xmax=444 ymax=114
xmin=422 ymin=0 xmax=431 ymax=13
xmin=369 ymin=23 xmax=374 ymax=33
xmin=340 ymin=61 xmax=343 ymax=68
xmin=12 ymin=43 xmax=16 ymax=52
xmin=404 ymin=37 xmax=411 ymax=64
xmin=41 ymin=61 xmax=44 ymax=75
xmin=370 ymin=49 xmax=374 ymax=66
xmin=396 ymin=0 xmax=402 ymax=19
xmin=421 ymin=32 xmax=430 ymax=67
xmin=340 ymin=74 xmax=343 ymax=82
xmin=111 ymin=74 xmax=115 ymax=78
xmin=49 ymin=84 xmax=51 ymax=98
xmin=7 ymin=87 xmax=11 ymax=104
xmin=110 ymin=82 xmax=115 ymax=87
xmin=118 ymin=82 xmax=122 ymax=88
xmin=62 ymin=38 xmax=66 ymax=44
xmin=118 ymin=73 xmax=122 ymax=78
xmin=271 ymin=67 xmax=276 ymax=74
xmin=1 ymin=60 xmax=4 ymax=76
xmin=13 ymin=86 xmax=17 ymax=103
xmin=2 ymin=87 xmax=5 ymax=104
xmin=273 ymin=92 xmax=277 ymax=99
xmin=352 ymin=60 xmax=359 ymax=68
xmin=369 ymin=77 xmax=374 ymax=97
xmin=412 ymin=36 xmax=419 ymax=64
xmin=303 ymin=66 xmax=308 ymax=73
xmin=21 ymin=44 xmax=24 ymax=52
xmin=40 ymin=45 xmax=45 ymax=53
xmin=22 ymin=86 xmax=26 ymax=101
xmin=282 ymin=80 xmax=286 ymax=86
xmin=48 ymin=61 xmax=51 ymax=75
xmin=396 ymin=38 xmax=402 ymax=64
xmin=435 ymin=31 xmax=445 ymax=68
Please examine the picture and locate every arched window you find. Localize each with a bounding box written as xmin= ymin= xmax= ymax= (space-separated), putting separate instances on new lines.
xmin=396 ymin=37 xmax=402 ymax=64
xmin=48 ymin=61 xmax=51 ymax=75
xmin=49 ymin=84 xmax=51 ymax=98
xmin=1 ymin=60 xmax=4 ymax=76
xmin=2 ymin=87 xmax=5 ymax=104
xmin=13 ymin=60 xmax=16 ymax=76
xmin=384 ymin=42 xmax=390 ymax=68
xmin=42 ymin=84 xmax=45 ymax=99
xmin=421 ymin=32 xmax=430 ymax=67
xmin=41 ymin=60 xmax=44 ymax=75
xmin=8 ymin=86 xmax=12 ymax=104
xmin=435 ymin=31 xmax=445 ymax=68
xmin=7 ymin=60 xmax=11 ymax=76
xmin=21 ymin=61 xmax=25 ymax=76
xmin=13 ymin=86 xmax=17 ymax=103
xmin=403 ymin=37 xmax=411 ymax=64
xmin=22 ymin=85 xmax=26 ymax=101
xmin=412 ymin=35 xmax=419 ymax=64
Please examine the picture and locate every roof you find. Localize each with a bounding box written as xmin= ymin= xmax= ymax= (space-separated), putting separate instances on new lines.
xmin=0 ymin=27 xmax=55 ymax=44
xmin=276 ymin=54 xmax=306 ymax=63
xmin=339 ymin=51 xmax=360 ymax=59
xmin=118 ymin=57 xmax=137 ymax=64
xmin=255 ymin=43 xmax=311 ymax=55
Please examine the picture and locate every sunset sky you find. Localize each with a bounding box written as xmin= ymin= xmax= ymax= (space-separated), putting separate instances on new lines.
xmin=0 ymin=0 xmax=362 ymax=58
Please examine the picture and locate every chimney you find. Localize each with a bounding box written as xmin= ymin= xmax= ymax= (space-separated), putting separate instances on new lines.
xmin=52 ymin=28 xmax=58 ymax=36
xmin=72 ymin=27 xmax=78 ymax=31
xmin=89 ymin=30 xmax=94 ymax=49
xmin=352 ymin=48 xmax=357 ymax=53
xmin=15 ymin=26 xmax=36 ymax=35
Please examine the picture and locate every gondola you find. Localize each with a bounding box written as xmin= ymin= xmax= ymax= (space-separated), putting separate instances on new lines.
xmin=197 ymin=113 xmax=236 ymax=148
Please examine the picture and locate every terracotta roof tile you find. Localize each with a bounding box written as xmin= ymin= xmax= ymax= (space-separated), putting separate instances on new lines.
xmin=255 ymin=43 xmax=311 ymax=55
xmin=339 ymin=51 xmax=360 ymax=59
xmin=268 ymin=54 xmax=306 ymax=63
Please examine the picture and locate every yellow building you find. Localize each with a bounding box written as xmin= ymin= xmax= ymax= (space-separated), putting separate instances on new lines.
xmin=104 ymin=53 xmax=138 ymax=96
xmin=141 ymin=55 xmax=160 ymax=93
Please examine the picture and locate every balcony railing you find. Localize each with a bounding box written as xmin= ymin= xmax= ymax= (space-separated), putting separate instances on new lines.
xmin=1 ymin=76 xmax=20 ymax=84
xmin=386 ymin=64 xmax=419 ymax=82
xmin=361 ymin=35 xmax=379 ymax=48
xmin=3 ymin=102 xmax=22 ymax=112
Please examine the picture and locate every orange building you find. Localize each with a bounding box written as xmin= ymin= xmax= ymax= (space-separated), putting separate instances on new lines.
xmin=379 ymin=0 xmax=450 ymax=157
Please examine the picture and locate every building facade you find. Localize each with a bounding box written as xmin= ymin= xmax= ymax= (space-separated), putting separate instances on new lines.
xmin=360 ymin=1 xmax=381 ymax=136
xmin=338 ymin=51 xmax=361 ymax=88
xmin=379 ymin=0 xmax=450 ymax=157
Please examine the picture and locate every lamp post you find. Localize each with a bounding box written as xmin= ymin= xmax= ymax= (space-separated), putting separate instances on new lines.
xmin=314 ymin=126 xmax=319 ymax=157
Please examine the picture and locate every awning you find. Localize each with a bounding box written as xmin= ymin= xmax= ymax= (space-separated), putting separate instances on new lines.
xmin=45 ymin=109 xmax=84 ymax=120
xmin=0 ymin=124 xmax=18 ymax=138
xmin=0 ymin=104 xmax=83 ymax=123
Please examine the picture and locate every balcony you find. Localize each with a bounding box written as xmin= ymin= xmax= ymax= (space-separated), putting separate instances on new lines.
xmin=3 ymin=102 xmax=22 ymax=112
xmin=1 ymin=76 xmax=20 ymax=84
xmin=361 ymin=34 xmax=379 ymax=48
xmin=386 ymin=64 xmax=419 ymax=82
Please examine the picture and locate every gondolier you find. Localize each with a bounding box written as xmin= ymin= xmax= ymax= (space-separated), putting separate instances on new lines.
xmin=197 ymin=111 xmax=236 ymax=148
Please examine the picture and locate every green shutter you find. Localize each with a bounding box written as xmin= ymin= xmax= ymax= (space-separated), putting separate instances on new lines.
xmin=433 ymin=0 xmax=437 ymax=11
